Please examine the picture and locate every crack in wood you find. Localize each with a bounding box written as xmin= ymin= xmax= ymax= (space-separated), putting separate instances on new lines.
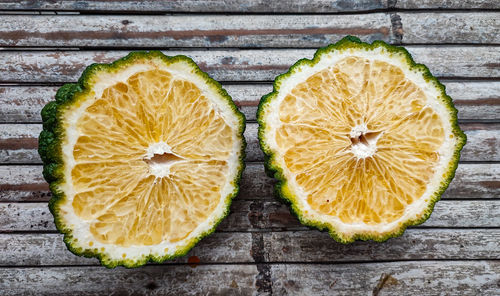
xmin=250 ymin=200 xmax=272 ymax=295
xmin=372 ymin=273 xmax=399 ymax=296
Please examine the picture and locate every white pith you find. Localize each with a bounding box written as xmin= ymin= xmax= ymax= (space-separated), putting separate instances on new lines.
xmin=57 ymin=58 xmax=243 ymax=262
xmin=144 ymin=142 xmax=187 ymax=178
xmin=261 ymin=46 xmax=458 ymax=238
xmin=349 ymin=124 xmax=383 ymax=159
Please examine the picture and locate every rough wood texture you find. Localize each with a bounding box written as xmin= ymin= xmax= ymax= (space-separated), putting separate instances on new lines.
xmin=0 ymin=14 xmax=392 ymax=48
xmin=400 ymin=13 xmax=500 ymax=44
xmin=1 ymin=0 xmax=498 ymax=12
xmin=0 ymin=123 xmax=497 ymax=164
xmin=0 ymin=229 xmax=498 ymax=266
xmin=0 ymin=265 xmax=259 ymax=295
xmin=0 ymin=261 xmax=497 ymax=295
xmin=264 ymin=229 xmax=500 ymax=262
xmin=0 ymin=232 xmax=253 ymax=266
xmin=1 ymin=81 xmax=499 ymax=123
xmin=0 ymin=163 xmax=498 ymax=202
xmin=1 ymin=200 xmax=498 ymax=232
xmin=0 ymin=13 xmax=498 ymax=48
xmin=396 ymin=0 xmax=500 ymax=9
xmin=270 ymin=261 xmax=500 ymax=295
xmin=0 ymin=47 xmax=498 ymax=83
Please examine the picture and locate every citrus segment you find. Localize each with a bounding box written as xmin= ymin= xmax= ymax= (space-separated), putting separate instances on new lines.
xmin=258 ymin=37 xmax=466 ymax=242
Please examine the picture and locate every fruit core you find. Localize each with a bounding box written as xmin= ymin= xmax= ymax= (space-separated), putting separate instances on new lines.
xmin=349 ymin=124 xmax=383 ymax=159
xmin=144 ymin=141 xmax=185 ymax=178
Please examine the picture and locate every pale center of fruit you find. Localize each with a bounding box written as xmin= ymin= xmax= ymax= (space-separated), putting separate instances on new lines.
xmin=144 ymin=141 xmax=185 ymax=178
xmin=349 ymin=124 xmax=383 ymax=159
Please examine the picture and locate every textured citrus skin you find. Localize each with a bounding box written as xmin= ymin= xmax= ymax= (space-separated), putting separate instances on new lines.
xmin=39 ymin=51 xmax=246 ymax=268
xmin=257 ymin=36 xmax=466 ymax=243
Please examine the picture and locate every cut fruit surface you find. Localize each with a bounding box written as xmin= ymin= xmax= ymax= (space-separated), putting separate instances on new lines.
xmin=39 ymin=52 xmax=245 ymax=267
xmin=258 ymin=36 xmax=466 ymax=243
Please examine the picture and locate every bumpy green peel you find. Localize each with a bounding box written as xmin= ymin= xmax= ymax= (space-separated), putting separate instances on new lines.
xmin=39 ymin=51 xmax=246 ymax=268
xmin=257 ymin=36 xmax=467 ymax=243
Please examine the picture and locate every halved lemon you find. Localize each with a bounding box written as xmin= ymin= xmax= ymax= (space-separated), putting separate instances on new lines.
xmin=39 ymin=52 xmax=245 ymax=267
xmin=257 ymin=36 xmax=466 ymax=242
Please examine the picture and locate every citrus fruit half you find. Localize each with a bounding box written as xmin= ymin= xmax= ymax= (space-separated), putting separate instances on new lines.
xmin=39 ymin=52 xmax=246 ymax=267
xmin=257 ymin=36 xmax=466 ymax=242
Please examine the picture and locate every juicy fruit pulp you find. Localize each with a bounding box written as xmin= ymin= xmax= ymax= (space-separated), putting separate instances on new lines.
xmin=277 ymin=57 xmax=444 ymax=224
xmin=40 ymin=52 xmax=245 ymax=267
xmin=258 ymin=37 xmax=466 ymax=242
xmin=72 ymin=70 xmax=233 ymax=246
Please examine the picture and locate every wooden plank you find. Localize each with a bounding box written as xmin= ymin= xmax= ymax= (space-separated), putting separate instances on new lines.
xmin=400 ymin=12 xmax=500 ymax=44
xmin=0 ymin=14 xmax=392 ymax=48
xmin=0 ymin=229 xmax=498 ymax=266
xmin=1 ymin=163 xmax=497 ymax=202
xmin=0 ymin=0 xmax=389 ymax=12
xmin=1 ymin=14 xmax=498 ymax=47
xmin=0 ymin=232 xmax=253 ymax=266
xmin=1 ymin=81 xmax=499 ymax=123
xmin=396 ymin=0 xmax=500 ymax=9
xmin=1 ymin=0 xmax=498 ymax=12
xmin=1 ymin=200 xmax=498 ymax=232
xmin=271 ymin=261 xmax=500 ymax=295
xmin=0 ymin=265 xmax=259 ymax=295
xmin=0 ymin=47 xmax=498 ymax=83
xmin=264 ymin=229 xmax=500 ymax=262
xmin=0 ymin=261 xmax=497 ymax=295
xmin=0 ymin=123 xmax=497 ymax=164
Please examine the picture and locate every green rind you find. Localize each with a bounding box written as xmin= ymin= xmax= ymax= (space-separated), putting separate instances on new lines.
xmin=257 ymin=36 xmax=467 ymax=243
xmin=39 ymin=51 xmax=246 ymax=268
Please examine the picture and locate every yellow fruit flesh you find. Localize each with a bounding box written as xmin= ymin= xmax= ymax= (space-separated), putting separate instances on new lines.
xmin=71 ymin=69 xmax=233 ymax=246
xmin=277 ymin=56 xmax=445 ymax=225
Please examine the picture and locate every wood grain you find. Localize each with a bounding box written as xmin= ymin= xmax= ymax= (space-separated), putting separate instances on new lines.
xmin=0 ymin=123 xmax=497 ymax=164
xmin=0 ymin=229 xmax=498 ymax=266
xmin=0 ymin=232 xmax=254 ymax=266
xmin=1 ymin=163 xmax=498 ymax=202
xmin=270 ymin=261 xmax=500 ymax=295
xmin=1 ymin=81 xmax=498 ymax=123
xmin=264 ymin=229 xmax=500 ymax=262
xmin=0 ymin=14 xmax=392 ymax=48
xmin=400 ymin=12 xmax=500 ymax=44
xmin=1 ymin=200 xmax=498 ymax=232
xmin=1 ymin=0 xmax=498 ymax=12
xmin=0 ymin=265 xmax=259 ymax=295
xmin=0 ymin=13 xmax=498 ymax=47
xmin=0 ymin=47 xmax=498 ymax=83
xmin=0 ymin=261 xmax=497 ymax=295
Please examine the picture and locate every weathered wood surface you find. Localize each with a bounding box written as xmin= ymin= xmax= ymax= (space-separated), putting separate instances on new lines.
xmin=0 ymin=47 xmax=498 ymax=83
xmin=0 ymin=265 xmax=260 ymax=296
xmin=264 ymin=229 xmax=500 ymax=262
xmin=0 ymin=163 xmax=498 ymax=202
xmin=0 ymin=261 xmax=497 ymax=295
xmin=0 ymin=229 xmax=498 ymax=266
xmin=0 ymin=123 xmax=498 ymax=164
xmin=0 ymin=13 xmax=498 ymax=48
xmin=1 ymin=81 xmax=499 ymax=123
xmin=1 ymin=0 xmax=498 ymax=12
xmin=0 ymin=232 xmax=254 ymax=266
xmin=0 ymin=14 xmax=393 ymax=48
xmin=270 ymin=261 xmax=500 ymax=295
xmin=1 ymin=200 xmax=498 ymax=232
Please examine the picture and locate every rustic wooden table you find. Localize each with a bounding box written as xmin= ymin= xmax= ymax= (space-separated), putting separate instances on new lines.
xmin=0 ymin=1 xmax=499 ymax=295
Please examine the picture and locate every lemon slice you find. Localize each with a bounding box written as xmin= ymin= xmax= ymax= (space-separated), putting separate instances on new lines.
xmin=39 ymin=52 xmax=245 ymax=267
xmin=257 ymin=36 xmax=466 ymax=242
